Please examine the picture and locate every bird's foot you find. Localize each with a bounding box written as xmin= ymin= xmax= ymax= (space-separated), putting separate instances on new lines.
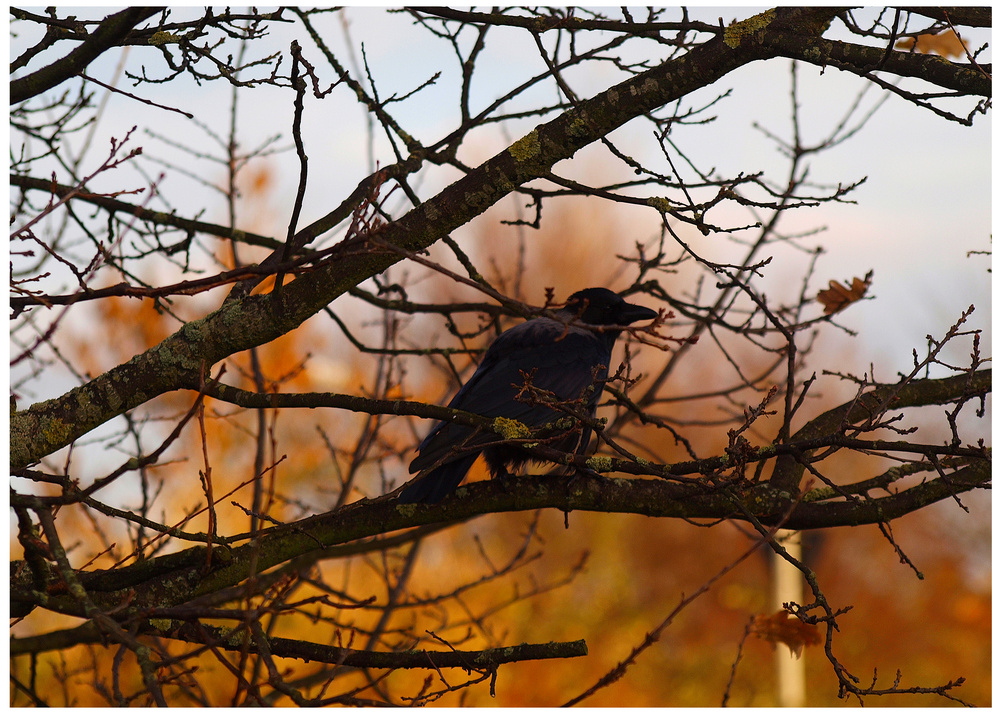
xmin=567 ymin=465 xmax=604 ymax=491
xmin=491 ymin=468 xmax=514 ymax=494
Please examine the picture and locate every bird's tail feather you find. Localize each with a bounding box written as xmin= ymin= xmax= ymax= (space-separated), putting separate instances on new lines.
xmin=397 ymin=454 xmax=479 ymax=504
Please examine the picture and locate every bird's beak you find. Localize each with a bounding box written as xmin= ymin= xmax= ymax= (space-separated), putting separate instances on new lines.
xmin=619 ymin=301 xmax=658 ymax=325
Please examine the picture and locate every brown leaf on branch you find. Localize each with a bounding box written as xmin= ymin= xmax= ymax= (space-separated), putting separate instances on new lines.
xmin=750 ymin=610 xmax=822 ymax=659
xmin=817 ymin=272 xmax=872 ymax=315
xmin=896 ymin=29 xmax=967 ymax=59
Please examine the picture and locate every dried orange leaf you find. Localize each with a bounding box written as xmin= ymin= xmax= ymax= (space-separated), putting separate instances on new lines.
xmin=817 ymin=272 xmax=872 ymax=315
xmin=750 ymin=610 xmax=822 ymax=659
xmin=895 ymin=29 xmax=967 ymax=59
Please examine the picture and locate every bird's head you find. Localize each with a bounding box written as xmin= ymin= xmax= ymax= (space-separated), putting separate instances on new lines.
xmin=563 ymin=287 xmax=658 ymax=327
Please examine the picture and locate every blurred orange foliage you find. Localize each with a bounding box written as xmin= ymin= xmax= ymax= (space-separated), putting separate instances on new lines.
xmin=11 ymin=194 xmax=990 ymax=707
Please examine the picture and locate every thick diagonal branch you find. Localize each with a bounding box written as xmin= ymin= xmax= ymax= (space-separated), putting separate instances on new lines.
xmin=10 ymin=7 xmax=163 ymax=104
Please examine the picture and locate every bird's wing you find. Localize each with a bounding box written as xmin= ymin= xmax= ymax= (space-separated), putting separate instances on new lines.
xmin=411 ymin=319 xmax=611 ymax=472
xmin=453 ymin=319 xmax=610 ymax=421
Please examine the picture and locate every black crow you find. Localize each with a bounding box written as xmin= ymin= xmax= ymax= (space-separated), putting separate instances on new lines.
xmin=398 ymin=287 xmax=658 ymax=503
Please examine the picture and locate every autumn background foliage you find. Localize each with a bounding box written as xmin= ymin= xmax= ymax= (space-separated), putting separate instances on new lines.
xmin=10 ymin=7 xmax=990 ymax=707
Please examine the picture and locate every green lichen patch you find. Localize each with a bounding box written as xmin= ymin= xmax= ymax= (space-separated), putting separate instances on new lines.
xmin=149 ymin=618 xmax=173 ymax=632
xmin=567 ymin=114 xmax=590 ymax=138
xmin=585 ymin=455 xmax=613 ymax=472
xmin=723 ymin=9 xmax=776 ymax=48
xmin=493 ymin=416 xmax=532 ymax=439
xmin=646 ymin=196 xmax=673 ymax=213
xmin=149 ymin=31 xmax=180 ymax=46
xmin=508 ymin=130 xmax=541 ymax=161
xmin=41 ymin=416 xmax=72 ymax=446
xmin=395 ymin=503 xmax=418 ymax=516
